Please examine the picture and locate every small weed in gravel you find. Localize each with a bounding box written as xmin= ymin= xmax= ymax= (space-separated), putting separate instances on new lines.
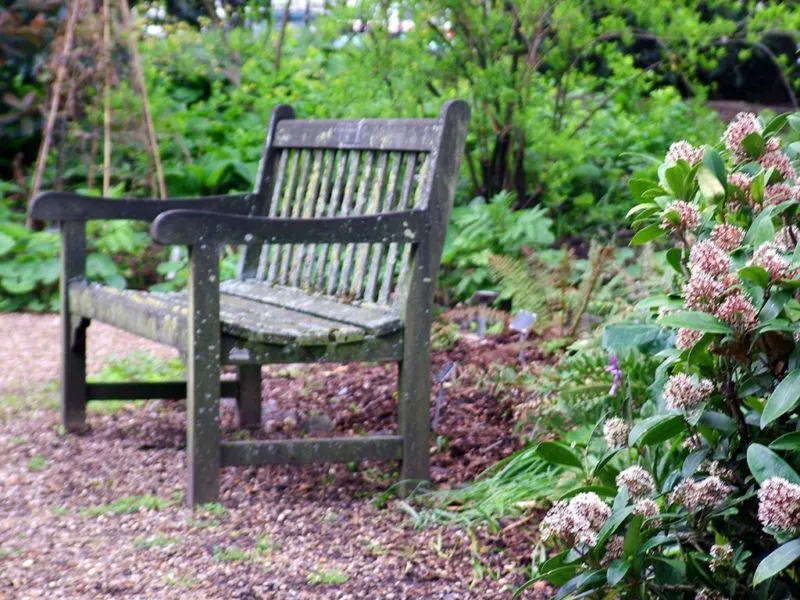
xmin=0 ymin=547 xmax=22 ymax=559
xmin=27 ymin=455 xmax=48 ymax=472
xmin=213 ymin=545 xmax=250 ymax=563
xmin=50 ymin=505 xmax=69 ymax=516
xmin=186 ymin=517 xmax=219 ymax=529
xmin=198 ymin=502 xmax=227 ymax=518
xmin=255 ymin=535 xmax=276 ymax=554
xmin=307 ymin=567 xmax=350 ymax=586
xmin=134 ymin=535 xmax=181 ymax=549
xmin=80 ymin=494 xmax=170 ymax=517
xmin=164 ymin=572 xmax=200 ymax=589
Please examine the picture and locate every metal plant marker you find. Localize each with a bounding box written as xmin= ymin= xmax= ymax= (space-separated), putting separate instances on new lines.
xmin=509 ymin=310 xmax=536 ymax=364
xmin=432 ymin=361 xmax=456 ymax=432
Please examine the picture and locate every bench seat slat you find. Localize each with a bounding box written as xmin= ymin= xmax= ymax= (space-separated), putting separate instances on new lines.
xmin=220 ymin=279 xmax=403 ymax=335
xmin=68 ymin=283 xmax=392 ymax=348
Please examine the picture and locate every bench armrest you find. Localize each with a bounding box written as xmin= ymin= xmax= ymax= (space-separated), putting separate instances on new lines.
xmin=29 ymin=192 xmax=254 ymax=223
xmin=150 ymin=209 xmax=427 ymax=246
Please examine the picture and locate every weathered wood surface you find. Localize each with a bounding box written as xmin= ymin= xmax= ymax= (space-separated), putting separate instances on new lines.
xmin=220 ymin=436 xmax=403 ymax=466
xmin=274 ymin=119 xmax=442 ymax=152
xmin=30 ymin=192 xmax=253 ymax=221
xmin=220 ymin=280 xmax=403 ymax=335
xmin=69 ymin=283 xmax=379 ymax=347
xmin=221 ymin=330 xmax=404 ymax=365
xmin=151 ymin=209 xmax=424 ymax=246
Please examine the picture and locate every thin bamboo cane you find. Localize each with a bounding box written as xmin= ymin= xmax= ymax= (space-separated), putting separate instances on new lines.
xmin=102 ymin=0 xmax=112 ymax=196
xmin=29 ymin=0 xmax=81 ymax=221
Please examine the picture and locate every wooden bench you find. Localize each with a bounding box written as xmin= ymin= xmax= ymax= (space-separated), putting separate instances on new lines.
xmin=30 ymin=101 xmax=470 ymax=506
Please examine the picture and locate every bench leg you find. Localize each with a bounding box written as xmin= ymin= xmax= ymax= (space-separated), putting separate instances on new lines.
xmin=186 ymin=244 xmax=221 ymax=507
xmin=236 ymin=365 xmax=262 ymax=428
xmin=62 ymin=315 xmax=89 ymax=431
xmin=398 ymin=353 xmax=431 ymax=497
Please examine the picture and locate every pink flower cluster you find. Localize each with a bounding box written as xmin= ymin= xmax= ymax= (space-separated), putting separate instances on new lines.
xmin=633 ymin=498 xmax=660 ymax=526
xmin=662 ymin=200 xmax=700 ymax=231
xmin=763 ymin=183 xmax=797 ymax=208
xmin=750 ymin=243 xmax=791 ymax=281
xmin=716 ymin=293 xmax=759 ymax=330
xmin=664 ymin=373 xmax=713 ymax=411
xmin=541 ymin=492 xmax=611 ymax=547
xmin=710 ymin=224 xmax=745 ymax=252
xmin=666 ymin=141 xmax=704 ymax=166
xmin=616 ymin=466 xmax=655 ymax=499
xmin=676 ymin=327 xmax=704 ymax=349
xmin=669 ymin=476 xmax=731 ymax=509
xmin=689 ymin=240 xmax=732 ymax=276
xmin=603 ymin=417 xmax=630 ymax=449
xmin=757 ymin=477 xmax=800 ymax=531
xmin=723 ymin=112 xmax=762 ymax=159
xmin=760 ymin=150 xmax=798 ymax=182
xmin=683 ymin=274 xmax=724 ymax=311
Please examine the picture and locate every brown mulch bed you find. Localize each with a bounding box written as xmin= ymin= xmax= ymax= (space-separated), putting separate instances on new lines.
xmin=0 ymin=313 xmax=554 ymax=599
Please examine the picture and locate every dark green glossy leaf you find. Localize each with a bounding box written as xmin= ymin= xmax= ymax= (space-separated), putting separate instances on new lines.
xmin=747 ymin=443 xmax=800 ymax=484
xmin=606 ymin=559 xmax=630 ymax=586
xmin=761 ymin=370 xmax=800 ymax=428
xmin=535 ymin=441 xmax=582 ymax=469
xmin=739 ymin=265 xmax=770 ymax=288
xmin=703 ymin=147 xmax=726 ymax=187
xmin=753 ymin=538 xmax=800 ymax=586
xmin=629 ymin=414 xmax=684 ymax=447
xmin=770 ymin=432 xmax=800 ymax=452
xmin=631 ymin=223 xmax=665 ymax=246
xmin=659 ymin=311 xmax=732 ymax=334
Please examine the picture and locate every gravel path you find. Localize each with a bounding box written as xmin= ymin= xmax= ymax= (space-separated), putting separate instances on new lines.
xmin=0 ymin=314 xmax=541 ymax=599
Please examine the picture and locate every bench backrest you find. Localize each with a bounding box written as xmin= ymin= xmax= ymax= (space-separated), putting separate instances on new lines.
xmin=237 ymin=101 xmax=470 ymax=311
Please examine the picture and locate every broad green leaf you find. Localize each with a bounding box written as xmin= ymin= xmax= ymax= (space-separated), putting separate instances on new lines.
xmin=560 ymin=485 xmax=617 ymax=500
xmin=763 ymin=113 xmax=790 ymax=137
xmin=745 ymin=205 xmax=775 ymax=247
xmin=659 ymin=311 xmax=732 ymax=334
xmin=535 ymin=441 xmax=582 ymax=469
xmin=753 ymin=539 xmax=800 ymax=586
xmin=626 ymin=201 xmax=658 ymax=218
xmin=635 ymin=295 xmax=683 ymax=310
xmin=0 ymin=232 xmax=15 ymax=257
xmin=742 ymin=132 xmax=765 ymax=158
xmin=750 ymin=171 xmax=766 ymax=205
xmin=624 ymin=514 xmax=644 ymax=558
xmin=596 ymin=506 xmax=634 ymax=549
xmin=761 ymin=370 xmax=800 ymax=427
xmin=631 ymin=223 xmax=665 ymax=246
xmin=606 ymin=559 xmax=630 ymax=586
xmin=629 ymin=179 xmax=660 ymax=202
xmin=747 ymin=444 xmax=800 ymax=484
xmin=697 ymin=166 xmax=724 ymax=200
xmin=770 ymin=432 xmax=800 ymax=452
xmin=592 ymin=451 xmax=620 ymax=478
xmin=788 ymin=114 xmax=800 ymax=133
xmin=540 ymin=566 xmax=578 ymax=587
xmin=629 ymin=414 xmax=684 ymax=447
xmin=739 ymin=265 xmax=770 ymax=288
xmin=665 ymin=248 xmax=683 ymax=274
xmin=703 ymin=147 xmax=726 ymax=187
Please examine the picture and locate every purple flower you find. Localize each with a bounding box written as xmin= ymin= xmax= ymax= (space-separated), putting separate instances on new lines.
xmin=607 ymin=354 xmax=622 ymax=396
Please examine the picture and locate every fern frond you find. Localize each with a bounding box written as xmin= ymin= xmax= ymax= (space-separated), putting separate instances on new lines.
xmin=487 ymin=254 xmax=547 ymax=319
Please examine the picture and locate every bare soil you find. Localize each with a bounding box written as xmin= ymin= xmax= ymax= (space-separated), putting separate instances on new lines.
xmin=0 ymin=313 xmax=553 ymax=599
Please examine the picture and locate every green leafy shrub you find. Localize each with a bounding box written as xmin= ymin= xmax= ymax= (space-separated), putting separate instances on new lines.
xmin=527 ymin=113 xmax=800 ymax=598
xmin=441 ymin=191 xmax=554 ymax=300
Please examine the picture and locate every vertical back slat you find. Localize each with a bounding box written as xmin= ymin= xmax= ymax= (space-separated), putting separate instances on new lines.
xmin=394 ymin=153 xmax=429 ymax=305
xmin=266 ymin=149 xmax=299 ymax=284
xmin=337 ymin=152 xmax=375 ymax=296
xmin=349 ymin=152 xmax=388 ymax=297
xmin=378 ymin=152 xmax=418 ymax=304
xmin=289 ymin=150 xmax=324 ymax=287
xmin=364 ymin=152 xmax=402 ymax=302
xmin=325 ymin=151 xmax=361 ymax=295
xmin=301 ymin=150 xmax=335 ymax=288
xmin=255 ymin=149 xmax=288 ymax=280
xmin=314 ymin=151 xmax=347 ymax=291
xmin=278 ymin=149 xmax=311 ymax=284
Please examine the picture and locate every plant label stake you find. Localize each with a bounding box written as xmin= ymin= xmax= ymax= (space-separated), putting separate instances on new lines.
xmin=510 ymin=310 xmax=536 ymax=364
xmin=433 ymin=361 xmax=456 ymax=432
xmin=471 ymin=290 xmax=499 ymax=337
